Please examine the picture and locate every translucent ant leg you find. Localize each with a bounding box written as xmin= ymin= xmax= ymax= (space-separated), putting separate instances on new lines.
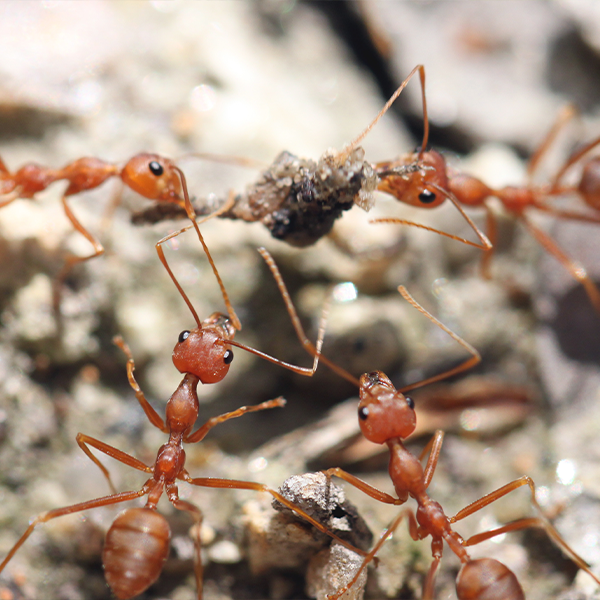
xmin=53 ymin=194 xmax=105 ymax=315
xmin=521 ymin=214 xmax=600 ymax=314
xmin=76 ymin=432 xmax=153 ymax=494
xmin=396 ymin=286 xmax=481 ymax=393
xmin=450 ymin=475 xmax=600 ymax=585
xmin=527 ymin=104 xmax=577 ymax=183
xmin=419 ymin=430 xmax=445 ymax=489
xmin=167 ymin=484 xmax=204 ymax=600
xmin=184 ymin=397 xmax=286 ymax=444
xmin=370 ymin=186 xmax=493 ymax=253
xmin=321 ymin=468 xmax=404 ymax=505
xmin=178 ymin=473 xmax=369 ymax=558
xmin=113 ymin=336 xmax=168 ymax=433
xmin=0 ymin=487 xmax=148 ymax=574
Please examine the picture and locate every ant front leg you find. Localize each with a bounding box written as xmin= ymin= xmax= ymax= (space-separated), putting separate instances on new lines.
xmin=450 ymin=475 xmax=600 ymax=586
xmin=113 ymin=335 xmax=169 ymax=433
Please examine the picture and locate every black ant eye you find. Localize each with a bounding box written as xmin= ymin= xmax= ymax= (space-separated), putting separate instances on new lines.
xmin=178 ymin=330 xmax=190 ymax=343
xmin=149 ymin=161 xmax=164 ymax=176
xmin=223 ymin=350 xmax=234 ymax=364
xmin=418 ymin=189 xmax=436 ymax=204
xmin=358 ymin=406 xmax=369 ymax=420
xmin=406 ymin=397 xmax=415 ymax=410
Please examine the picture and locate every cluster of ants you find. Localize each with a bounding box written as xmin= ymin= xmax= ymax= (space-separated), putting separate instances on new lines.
xmin=1 ymin=64 xmax=600 ymax=600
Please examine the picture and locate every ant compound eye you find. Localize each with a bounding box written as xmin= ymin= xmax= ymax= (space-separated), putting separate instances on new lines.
xmin=223 ymin=349 xmax=234 ymax=364
xmin=405 ymin=397 xmax=415 ymax=410
xmin=358 ymin=406 xmax=369 ymax=420
xmin=148 ymin=161 xmax=164 ymax=177
xmin=178 ymin=330 xmax=190 ymax=343
xmin=418 ymin=189 xmax=436 ymax=204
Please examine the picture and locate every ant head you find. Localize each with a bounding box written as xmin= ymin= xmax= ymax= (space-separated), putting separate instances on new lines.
xmin=172 ymin=312 xmax=235 ymax=384
xmin=357 ymin=371 xmax=416 ymax=444
xmin=377 ymin=150 xmax=448 ymax=209
xmin=121 ymin=154 xmax=183 ymax=203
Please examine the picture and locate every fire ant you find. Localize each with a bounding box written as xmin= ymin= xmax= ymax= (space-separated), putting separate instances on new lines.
xmin=0 ymin=152 xmax=190 ymax=312
xmin=259 ymin=249 xmax=600 ymax=599
xmin=0 ymin=177 xmax=366 ymax=599
xmin=373 ymin=94 xmax=600 ymax=313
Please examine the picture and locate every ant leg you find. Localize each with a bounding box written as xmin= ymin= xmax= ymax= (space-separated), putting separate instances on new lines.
xmin=321 ymin=467 xmax=404 ymax=505
xmin=450 ymin=475 xmax=600 ymax=585
xmin=527 ymin=105 xmax=577 ymax=183
xmin=423 ymin=539 xmax=444 ymax=600
xmin=551 ymin=132 xmax=600 ymax=191
xmin=371 ymin=187 xmax=492 ymax=252
xmin=166 ymin=484 xmax=204 ymax=600
xmin=522 ymin=214 xmax=600 ymax=313
xmin=76 ymin=433 xmax=153 ymax=494
xmin=179 ymin=473 xmax=368 ymax=558
xmin=327 ymin=509 xmax=414 ymax=600
xmin=419 ymin=430 xmax=445 ymax=489
xmin=113 ymin=336 xmax=168 ymax=432
xmin=184 ymin=397 xmax=286 ymax=444
xmin=480 ymin=204 xmax=497 ymax=279
xmin=53 ymin=195 xmax=105 ymax=313
xmin=529 ymin=199 xmax=600 ymax=224
xmin=0 ymin=488 xmax=148 ymax=574
xmin=396 ymin=286 xmax=481 ymax=393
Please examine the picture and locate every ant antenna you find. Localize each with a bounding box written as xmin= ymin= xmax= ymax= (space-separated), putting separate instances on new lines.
xmin=156 ymin=170 xmax=242 ymax=331
xmin=338 ymin=64 xmax=429 ymax=164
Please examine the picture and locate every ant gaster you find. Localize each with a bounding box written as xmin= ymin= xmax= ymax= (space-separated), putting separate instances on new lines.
xmin=0 ymin=173 xmax=366 ymax=599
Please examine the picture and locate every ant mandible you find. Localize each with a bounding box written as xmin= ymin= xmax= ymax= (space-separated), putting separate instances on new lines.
xmin=373 ymin=75 xmax=600 ymax=313
xmin=0 ymin=173 xmax=366 ymax=599
xmin=260 ymin=248 xmax=600 ymax=599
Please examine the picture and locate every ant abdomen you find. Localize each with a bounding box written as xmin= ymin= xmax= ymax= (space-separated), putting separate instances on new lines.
xmin=121 ymin=153 xmax=182 ymax=203
xmin=103 ymin=507 xmax=171 ymax=600
xmin=456 ymin=558 xmax=524 ymax=600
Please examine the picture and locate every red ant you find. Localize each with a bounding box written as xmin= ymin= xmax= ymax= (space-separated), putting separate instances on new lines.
xmin=260 ymin=249 xmax=600 ymax=599
xmin=372 ymin=71 xmax=600 ymax=313
xmin=0 ymin=152 xmax=190 ymax=312
xmin=0 ymin=176 xmax=366 ymax=599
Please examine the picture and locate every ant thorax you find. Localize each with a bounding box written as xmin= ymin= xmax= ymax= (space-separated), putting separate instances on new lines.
xmin=223 ymin=147 xmax=378 ymax=247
